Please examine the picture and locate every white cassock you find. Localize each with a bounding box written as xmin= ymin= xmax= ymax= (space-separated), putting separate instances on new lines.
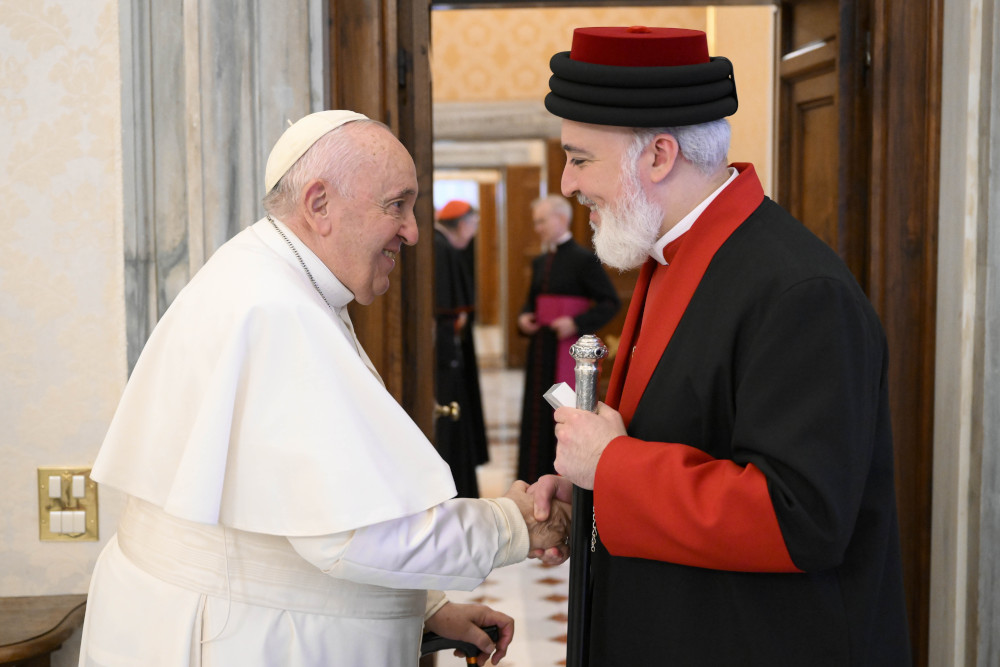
xmin=80 ymin=219 xmax=529 ymax=667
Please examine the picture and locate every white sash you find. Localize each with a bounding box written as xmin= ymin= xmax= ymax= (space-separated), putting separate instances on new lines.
xmin=116 ymin=497 xmax=426 ymax=619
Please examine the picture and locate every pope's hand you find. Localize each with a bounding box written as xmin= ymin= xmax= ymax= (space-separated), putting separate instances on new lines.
xmin=424 ymin=601 xmax=513 ymax=665
xmin=525 ymin=475 xmax=575 ymax=562
xmin=553 ymin=402 xmax=626 ymax=489
xmin=503 ymin=480 xmax=570 ymax=563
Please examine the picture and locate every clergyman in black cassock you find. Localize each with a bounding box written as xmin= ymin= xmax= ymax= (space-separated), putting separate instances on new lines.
xmin=433 ymin=201 xmax=489 ymax=498
xmin=529 ymin=26 xmax=912 ymax=666
xmin=516 ymin=195 xmax=619 ymax=483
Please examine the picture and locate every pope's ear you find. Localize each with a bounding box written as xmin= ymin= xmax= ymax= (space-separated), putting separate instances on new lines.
xmin=648 ymin=133 xmax=680 ymax=184
xmin=301 ymin=179 xmax=331 ymax=233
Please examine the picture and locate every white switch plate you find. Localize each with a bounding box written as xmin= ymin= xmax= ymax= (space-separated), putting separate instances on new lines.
xmin=38 ymin=467 xmax=98 ymax=541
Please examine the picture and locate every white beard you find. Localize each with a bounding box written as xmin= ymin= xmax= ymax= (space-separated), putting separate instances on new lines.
xmin=583 ymin=167 xmax=664 ymax=272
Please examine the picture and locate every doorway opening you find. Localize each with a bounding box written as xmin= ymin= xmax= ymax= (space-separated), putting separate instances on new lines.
xmin=430 ymin=5 xmax=776 ymax=370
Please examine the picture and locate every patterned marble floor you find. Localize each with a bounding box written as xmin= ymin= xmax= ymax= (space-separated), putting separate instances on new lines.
xmin=445 ymin=556 xmax=570 ymax=667
xmin=443 ymin=327 xmax=569 ymax=667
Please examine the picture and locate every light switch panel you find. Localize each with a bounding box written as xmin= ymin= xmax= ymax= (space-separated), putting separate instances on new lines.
xmin=37 ymin=467 xmax=98 ymax=541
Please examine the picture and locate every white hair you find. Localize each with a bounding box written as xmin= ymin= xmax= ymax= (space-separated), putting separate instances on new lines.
xmin=629 ymin=118 xmax=731 ymax=176
xmin=531 ymin=194 xmax=572 ymax=221
xmin=262 ymin=118 xmax=386 ymax=217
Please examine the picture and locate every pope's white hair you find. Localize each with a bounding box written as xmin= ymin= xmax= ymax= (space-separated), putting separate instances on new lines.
xmin=628 ymin=118 xmax=731 ymax=176
xmin=262 ymin=118 xmax=386 ymax=217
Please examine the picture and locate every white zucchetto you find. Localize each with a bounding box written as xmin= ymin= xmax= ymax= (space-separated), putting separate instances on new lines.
xmin=264 ymin=110 xmax=369 ymax=193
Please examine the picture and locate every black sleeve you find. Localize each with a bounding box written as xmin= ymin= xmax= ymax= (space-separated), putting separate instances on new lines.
xmin=732 ymin=276 xmax=887 ymax=571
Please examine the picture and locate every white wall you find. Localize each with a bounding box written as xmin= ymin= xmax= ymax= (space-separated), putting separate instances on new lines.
xmin=0 ymin=2 xmax=320 ymax=665
xmin=0 ymin=0 xmax=126 ymax=593
xmin=0 ymin=1 xmax=126 ymax=663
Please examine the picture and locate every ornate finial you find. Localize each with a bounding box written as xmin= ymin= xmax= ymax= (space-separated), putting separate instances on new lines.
xmin=570 ymin=334 xmax=608 ymax=361
xmin=569 ymin=335 xmax=607 ymax=413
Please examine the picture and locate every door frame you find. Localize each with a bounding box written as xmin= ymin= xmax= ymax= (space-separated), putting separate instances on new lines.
xmin=330 ymin=0 xmax=942 ymax=661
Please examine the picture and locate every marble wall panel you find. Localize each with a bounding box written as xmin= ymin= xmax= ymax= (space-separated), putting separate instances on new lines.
xmin=933 ymin=0 xmax=1000 ymax=663
xmin=122 ymin=0 xmax=319 ymax=368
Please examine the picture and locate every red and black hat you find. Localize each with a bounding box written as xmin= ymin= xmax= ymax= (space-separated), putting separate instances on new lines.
xmin=545 ymin=26 xmax=738 ymax=128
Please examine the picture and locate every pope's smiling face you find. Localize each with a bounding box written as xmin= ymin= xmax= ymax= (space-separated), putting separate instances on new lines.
xmin=322 ymin=125 xmax=419 ymax=305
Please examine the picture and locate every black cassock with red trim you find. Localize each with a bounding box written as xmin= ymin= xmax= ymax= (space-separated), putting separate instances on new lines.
xmin=545 ymin=25 xmax=911 ymax=667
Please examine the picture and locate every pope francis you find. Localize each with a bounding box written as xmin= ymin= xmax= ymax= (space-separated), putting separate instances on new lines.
xmin=78 ymin=110 xmax=570 ymax=666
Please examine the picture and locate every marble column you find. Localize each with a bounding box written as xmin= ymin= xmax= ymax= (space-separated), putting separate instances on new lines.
xmin=119 ymin=0 xmax=324 ymax=370
xmin=932 ymin=0 xmax=1000 ymax=664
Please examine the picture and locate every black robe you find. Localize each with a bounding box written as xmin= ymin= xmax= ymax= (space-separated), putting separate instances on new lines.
xmin=584 ymin=167 xmax=910 ymax=665
xmin=433 ymin=230 xmax=488 ymax=498
xmin=516 ymin=238 xmax=620 ymax=483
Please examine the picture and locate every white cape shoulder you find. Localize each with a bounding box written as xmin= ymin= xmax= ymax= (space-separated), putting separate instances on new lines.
xmin=94 ymin=227 xmax=456 ymax=535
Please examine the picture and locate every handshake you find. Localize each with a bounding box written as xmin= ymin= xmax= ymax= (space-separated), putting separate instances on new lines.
xmin=502 ymin=477 xmax=573 ymax=566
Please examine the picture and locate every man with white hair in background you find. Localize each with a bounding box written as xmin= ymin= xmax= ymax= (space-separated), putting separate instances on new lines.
xmin=516 ymin=194 xmax=619 ymax=483
xmin=79 ymin=110 xmax=570 ymax=666
xmin=528 ymin=27 xmax=911 ymax=665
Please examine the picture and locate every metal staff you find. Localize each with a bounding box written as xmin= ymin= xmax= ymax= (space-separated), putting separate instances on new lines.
xmin=566 ymin=334 xmax=607 ymax=667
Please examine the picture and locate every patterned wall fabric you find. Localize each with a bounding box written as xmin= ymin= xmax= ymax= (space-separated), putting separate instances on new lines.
xmin=0 ymin=0 xmax=126 ymax=600
xmin=432 ymin=7 xmax=707 ymax=102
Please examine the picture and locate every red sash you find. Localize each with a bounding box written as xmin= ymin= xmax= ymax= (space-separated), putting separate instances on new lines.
xmin=605 ymin=164 xmax=765 ymax=424
xmin=536 ymin=294 xmax=591 ymax=387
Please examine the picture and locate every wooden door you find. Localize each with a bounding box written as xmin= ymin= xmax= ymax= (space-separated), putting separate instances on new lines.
xmin=328 ymin=0 xmax=437 ymax=437
xmin=864 ymin=2 xmax=940 ymax=663
xmin=778 ymin=0 xmax=867 ymax=281
xmin=505 ymin=165 xmax=542 ymax=369
xmin=476 ymin=181 xmax=500 ymax=327
xmin=778 ymin=26 xmax=842 ymax=261
xmin=778 ymin=1 xmax=939 ymax=662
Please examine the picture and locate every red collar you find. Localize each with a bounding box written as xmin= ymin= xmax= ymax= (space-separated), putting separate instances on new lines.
xmin=606 ymin=163 xmax=764 ymax=422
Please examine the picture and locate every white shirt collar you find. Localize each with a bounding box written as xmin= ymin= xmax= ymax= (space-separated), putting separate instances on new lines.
xmin=254 ymin=217 xmax=355 ymax=310
xmin=544 ymin=230 xmax=574 ymax=253
xmin=651 ymin=167 xmax=739 ymax=265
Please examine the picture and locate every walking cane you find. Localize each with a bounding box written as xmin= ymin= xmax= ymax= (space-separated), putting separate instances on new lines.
xmin=566 ymin=334 xmax=607 ymax=667
xmin=420 ymin=625 xmax=499 ymax=665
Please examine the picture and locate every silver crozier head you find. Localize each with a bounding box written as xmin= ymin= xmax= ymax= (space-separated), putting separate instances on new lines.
xmin=569 ymin=334 xmax=608 ymax=413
